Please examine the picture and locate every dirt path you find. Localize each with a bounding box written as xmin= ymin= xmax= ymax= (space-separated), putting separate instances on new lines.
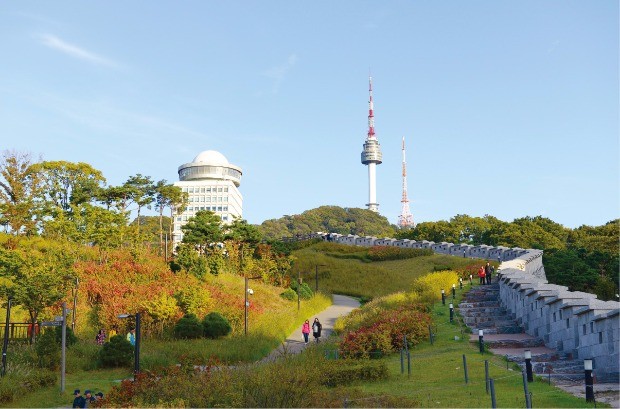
xmin=262 ymin=294 xmax=360 ymax=362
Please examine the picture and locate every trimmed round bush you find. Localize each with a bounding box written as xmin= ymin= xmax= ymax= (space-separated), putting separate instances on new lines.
xmin=97 ymin=335 xmax=133 ymax=368
xmin=202 ymin=312 xmax=231 ymax=339
xmin=173 ymin=314 xmax=203 ymax=339
xmin=280 ymin=288 xmax=297 ymax=301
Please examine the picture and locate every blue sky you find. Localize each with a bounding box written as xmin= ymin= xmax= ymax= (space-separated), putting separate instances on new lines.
xmin=1 ymin=1 xmax=617 ymax=229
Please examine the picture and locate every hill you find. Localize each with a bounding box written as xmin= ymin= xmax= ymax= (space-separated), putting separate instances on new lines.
xmin=258 ymin=205 xmax=396 ymax=240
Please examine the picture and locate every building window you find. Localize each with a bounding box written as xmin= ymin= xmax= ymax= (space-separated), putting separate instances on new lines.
xmin=200 ymin=187 xmax=205 ymax=193
xmin=223 ymin=206 xmax=228 ymax=211
xmin=217 ymin=206 xmax=222 ymax=211
xmin=224 ymin=187 xmax=228 ymax=192
xmin=583 ymin=325 xmax=586 ymax=335
xmin=218 ymin=187 xmax=222 ymax=192
xmin=553 ymin=312 xmax=556 ymax=322
xmin=176 ymin=217 xmax=181 ymax=221
xmin=224 ymin=197 xmax=228 ymax=202
xmin=566 ymin=319 xmax=569 ymax=328
xmin=559 ymin=310 xmax=563 ymax=319
xmin=182 ymin=187 xmax=188 ymax=192
xmin=218 ymin=197 xmax=222 ymax=202
xmin=599 ymin=332 xmax=603 ymax=344
xmin=590 ymin=322 xmax=594 ymax=333
xmin=206 ymin=196 xmax=211 ymax=202
xmin=206 ymin=187 xmax=211 ymax=192
xmin=189 ymin=187 xmax=194 ymax=193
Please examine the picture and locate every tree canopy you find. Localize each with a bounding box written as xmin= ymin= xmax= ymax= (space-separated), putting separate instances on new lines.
xmin=258 ymin=205 xmax=396 ymax=240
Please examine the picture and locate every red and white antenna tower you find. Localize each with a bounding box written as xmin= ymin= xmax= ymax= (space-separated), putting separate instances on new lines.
xmin=398 ymin=136 xmax=414 ymax=228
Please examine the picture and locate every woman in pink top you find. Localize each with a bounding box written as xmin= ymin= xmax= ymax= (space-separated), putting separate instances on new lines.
xmin=302 ymin=320 xmax=310 ymax=344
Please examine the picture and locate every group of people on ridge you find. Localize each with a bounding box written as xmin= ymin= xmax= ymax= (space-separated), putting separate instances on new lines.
xmin=478 ymin=262 xmax=495 ymax=285
xmin=301 ymin=318 xmax=322 ymax=344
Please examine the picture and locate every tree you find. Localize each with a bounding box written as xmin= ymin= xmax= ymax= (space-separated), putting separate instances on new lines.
xmin=0 ymin=150 xmax=42 ymax=235
xmin=181 ymin=211 xmax=223 ymax=254
xmin=123 ymin=174 xmax=155 ymax=234
xmin=32 ymin=160 xmax=106 ymax=214
xmin=154 ymin=181 xmax=185 ymax=254
xmin=0 ymin=244 xmax=75 ymax=343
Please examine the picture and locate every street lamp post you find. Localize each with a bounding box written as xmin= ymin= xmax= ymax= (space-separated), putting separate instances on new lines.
xmin=243 ymin=276 xmax=259 ymax=336
xmin=584 ymin=359 xmax=594 ymax=402
xmin=315 ymin=264 xmax=326 ymax=292
xmin=118 ymin=313 xmax=141 ymax=380
xmin=71 ymin=278 xmax=79 ymax=332
xmin=297 ymin=271 xmax=301 ymax=311
xmin=524 ymin=350 xmax=533 ymax=382
xmin=1 ymin=297 xmax=12 ymax=378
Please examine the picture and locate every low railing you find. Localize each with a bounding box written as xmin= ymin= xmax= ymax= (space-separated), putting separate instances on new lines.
xmin=0 ymin=323 xmax=37 ymax=340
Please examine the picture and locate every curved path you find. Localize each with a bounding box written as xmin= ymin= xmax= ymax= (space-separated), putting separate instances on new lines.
xmin=262 ymin=294 xmax=360 ymax=362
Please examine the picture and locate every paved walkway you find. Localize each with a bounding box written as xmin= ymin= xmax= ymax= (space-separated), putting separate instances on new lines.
xmin=262 ymin=294 xmax=360 ymax=362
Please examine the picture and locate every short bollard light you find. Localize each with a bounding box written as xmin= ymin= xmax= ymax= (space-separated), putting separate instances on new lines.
xmin=449 ymin=303 xmax=454 ymax=322
xmin=584 ymin=359 xmax=594 ymax=402
xmin=524 ymin=349 xmax=533 ymax=382
xmin=452 ymin=284 xmax=456 ymax=299
xmin=459 ymin=278 xmax=463 ymax=289
xmin=441 ymin=289 xmax=446 ymax=305
xmin=469 ymin=274 xmax=473 ymax=286
xmin=478 ymin=329 xmax=484 ymax=354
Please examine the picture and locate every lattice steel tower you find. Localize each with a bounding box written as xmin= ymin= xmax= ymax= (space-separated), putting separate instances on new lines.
xmin=360 ymin=76 xmax=382 ymax=212
xmin=398 ymin=136 xmax=414 ymax=228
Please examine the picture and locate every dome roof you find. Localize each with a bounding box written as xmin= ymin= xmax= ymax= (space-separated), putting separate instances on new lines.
xmin=192 ymin=150 xmax=229 ymax=166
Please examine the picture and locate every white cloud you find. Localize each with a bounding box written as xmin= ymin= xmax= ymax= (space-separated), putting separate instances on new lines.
xmin=262 ymin=53 xmax=298 ymax=93
xmin=37 ymin=33 xmax=121 ymax=69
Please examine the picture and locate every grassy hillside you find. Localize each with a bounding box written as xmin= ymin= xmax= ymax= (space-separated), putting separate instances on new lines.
xmin=290 ymin=242 xmax=484 ymax=300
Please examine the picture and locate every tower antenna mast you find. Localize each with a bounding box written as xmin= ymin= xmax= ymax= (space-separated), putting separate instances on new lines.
xmin=398 ymin=136 xmax=414 ymax=228
xmin=360 ymin=76 xmax=382 ymax=212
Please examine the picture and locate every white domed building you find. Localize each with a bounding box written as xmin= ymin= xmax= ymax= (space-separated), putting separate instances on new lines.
xmin=172 ymin=150 xmax=243 ymax=245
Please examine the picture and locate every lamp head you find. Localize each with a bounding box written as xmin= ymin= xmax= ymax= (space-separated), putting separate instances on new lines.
xmin=584 ymin=359 xmax=593 ymax=371
xmin=247 ymin=288 xmax=254 ymax=295
xmin=117 ymin=314 xmax=132 ymax=319
xmin=524 ymin=350 xmax=531 ymax=359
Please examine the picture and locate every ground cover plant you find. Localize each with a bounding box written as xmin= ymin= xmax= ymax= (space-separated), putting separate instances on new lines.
xmin=290 ymin=242 xmax=480 ymax=300
xmin=329 ymin=279 xmax=603 ymax=408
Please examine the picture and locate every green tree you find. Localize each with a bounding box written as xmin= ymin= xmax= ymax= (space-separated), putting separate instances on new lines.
xmin=0 ymin=244 xmax=75 ymax=343
xmin=0 ymin=150 xmax=42 ymax=235
xmin=181 ymin=210 xmax=223 ymax=254
xmin=154 ymin=181 xmax=185 ymax=254
xmin=32 ymin=160 xmax=106 ymax=214
xmin=123 ymin=174 xmax=155 ymax=234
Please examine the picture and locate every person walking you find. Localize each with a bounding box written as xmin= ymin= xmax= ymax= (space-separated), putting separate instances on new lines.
xmin=478 ymin=265 xmax=486 ymax=285
xmin=72 ymin=390 xmax=86 ymax=408
xmin=312 ymin=318 xmax=323 ymax=343
xmin=108 ymin=326 xmax=117 ymax=339
xmin=126 ymin=328 xmax=136 ymax=346
xmin=301 ymin=320 xmax=310 ymax=344
xmin=485 ymin=262 xmax=493 ymax=285
xmin=95 ymin=329 xmax=106 ymax=345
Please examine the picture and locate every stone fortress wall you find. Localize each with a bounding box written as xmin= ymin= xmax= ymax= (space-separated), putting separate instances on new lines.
xmin=312 ymin=232 xmax=619 ymax=381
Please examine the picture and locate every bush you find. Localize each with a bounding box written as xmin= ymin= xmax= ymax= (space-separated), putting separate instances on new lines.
xmin=173 ymin=314 xmax=203 ymax=339
xmin=35 ymin=329 xmax=60 ymax=369
xmin=97 ymin=335 xmax=133 ymax=368
xmin=322 ymin=360 xmax=389 ymax=387
xmin=53 ymin=326 xmax=78 ymax=347
xmin=367 ymin=246 xmax=433 ymax=261
xmin=290 ymin=281 xmax=313 ymax=300
xmin=202 ymin=312 xmax=231 ymax=339
xmin=279 ymin=288 xmax=297 ymax=301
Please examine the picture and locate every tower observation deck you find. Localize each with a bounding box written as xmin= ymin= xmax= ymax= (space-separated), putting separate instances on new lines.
xmin=361 ymin=76 xmax=382 ymax=212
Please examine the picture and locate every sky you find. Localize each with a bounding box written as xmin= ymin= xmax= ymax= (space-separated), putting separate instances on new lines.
xmin=0 ymin=1 xmax=618 ymax=229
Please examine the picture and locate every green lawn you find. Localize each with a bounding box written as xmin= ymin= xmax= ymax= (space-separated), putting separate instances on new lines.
xmin=292 ymin=245 xmax=480 ymax=299
xmin=338 ymin=289 xmax=603 ymax=408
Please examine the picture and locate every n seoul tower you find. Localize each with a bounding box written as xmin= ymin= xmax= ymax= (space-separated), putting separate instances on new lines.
xmin=361 ymin=76 xmax=383 ymax=212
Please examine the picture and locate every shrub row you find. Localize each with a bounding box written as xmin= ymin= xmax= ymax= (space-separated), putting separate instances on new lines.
xmin=173 ymin=312 xmax=232 ymax=340
xmin=367 ymin=246 xmax=433 ymax=261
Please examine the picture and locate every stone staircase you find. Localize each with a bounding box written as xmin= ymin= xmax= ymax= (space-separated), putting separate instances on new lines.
xmin=459 ymin=283 xmax=585 ymax=383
